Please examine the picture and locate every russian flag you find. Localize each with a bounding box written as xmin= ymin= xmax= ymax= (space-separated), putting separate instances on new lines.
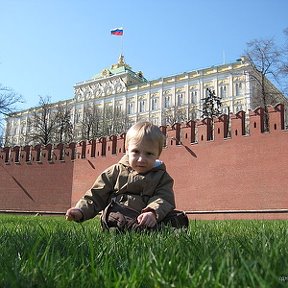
xmin=111 ymin=27 xmax=123 ymax=36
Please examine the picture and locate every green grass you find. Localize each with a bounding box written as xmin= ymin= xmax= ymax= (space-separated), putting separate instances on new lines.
xmin=0 ymin=215 xmax=287 ymax=287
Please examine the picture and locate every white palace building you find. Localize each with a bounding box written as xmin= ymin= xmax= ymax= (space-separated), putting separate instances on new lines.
xmin=4 ymin=55 xmax=288 ymax=146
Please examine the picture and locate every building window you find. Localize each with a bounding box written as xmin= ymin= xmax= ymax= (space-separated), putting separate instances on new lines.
xmin=177 ymin=93 xmax=184 ymax=106
xmin=190 ymin=90 xmax=197 ymax=104
xmin=235 ymin=82 xmax=244 ymax=96
xmin=191 ymin=111 xmax=197 ymax=119
xmin=151 ymin=117 xmax=159 ymax=126
xmin=21 ymin=126 xmax=26 ymax=134
xmin=116 ymin=105 xmax=122 ymax=114
xmin=75 ymin=112 xmax=81 ymax=123
xmin=220 ymin=85 xmax=227 ymax=98
xmin=151 ymin=98 xmax=158 ymax=110
xmin=236 ymin=102 xmax=243 ymax=112
xmin=222 ymin=106 xmax=230 ymax=115
xmin=164 ymin=95 xmax=171 ymax=108
xmin=139 ymin=100 xmax=146 ymax=113
xmin=127 ymin=102 xmax=134 ymax=114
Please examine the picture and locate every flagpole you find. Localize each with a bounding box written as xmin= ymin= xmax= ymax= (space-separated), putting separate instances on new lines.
xmin=111 ymin=27 xmax=124 ymax=57
xmin=121 ymin=27 xmax=124 ymax=56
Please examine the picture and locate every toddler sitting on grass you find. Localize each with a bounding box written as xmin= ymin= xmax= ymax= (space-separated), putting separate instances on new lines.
xmin=66 ymin=121 xmax=188 ymax=231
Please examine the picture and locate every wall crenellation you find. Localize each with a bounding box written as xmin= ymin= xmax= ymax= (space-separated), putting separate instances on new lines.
xmin=0 ymin=104 xmax=286 ymax=166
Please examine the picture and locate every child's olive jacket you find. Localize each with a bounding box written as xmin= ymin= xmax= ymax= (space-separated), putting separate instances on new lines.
xmin=75 ymin=155 xmax=176 ymax=222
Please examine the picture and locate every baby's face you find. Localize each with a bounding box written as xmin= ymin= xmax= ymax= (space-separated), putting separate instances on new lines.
xmin=126 ymin=139 xmax=159 ymax=174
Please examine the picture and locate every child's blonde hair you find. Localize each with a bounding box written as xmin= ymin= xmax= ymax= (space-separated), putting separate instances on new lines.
xmin=125 ymin=122 xmax=165 ymax=156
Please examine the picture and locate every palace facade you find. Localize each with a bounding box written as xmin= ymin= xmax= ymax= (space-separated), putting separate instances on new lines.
xmin=4 ymin=55 xmax=287 ymax=146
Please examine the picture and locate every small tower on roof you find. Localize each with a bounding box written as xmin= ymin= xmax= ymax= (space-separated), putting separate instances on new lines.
xmin=74 ymin=54 xmax=147 ymax=101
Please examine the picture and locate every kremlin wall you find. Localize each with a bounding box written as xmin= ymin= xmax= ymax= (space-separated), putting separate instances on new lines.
xmin=0 ymin=104 xmax=287 ymax=220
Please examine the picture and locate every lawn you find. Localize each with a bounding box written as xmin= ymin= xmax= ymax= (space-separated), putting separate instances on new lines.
xmin=0 ymin=214 xmax=287 ymax=287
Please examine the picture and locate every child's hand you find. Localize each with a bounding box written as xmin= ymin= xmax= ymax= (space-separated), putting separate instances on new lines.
xmin=65 ymin=208 xmax=83 ymax=222
xmin=137 ymin=211 xmax=157 ymax=227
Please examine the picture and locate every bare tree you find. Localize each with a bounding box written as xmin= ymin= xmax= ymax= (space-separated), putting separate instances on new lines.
xmin=102 ymin=105 xmax=114 ymax=136
xmin=0 ymin=128 xmax=4 ymax=147
xmin=27 ymin=96 xmax=60 ymax=145
xmin=55 ymin=104 xmax=73 ymax=144
xmin=162 ymin=106 xmax=187 ymax=126
xmin=81 ymin=105 xmax=103 ymax=140
xmin=80 ymin=104 xmax=129 ymax=140
xmin=0 ymin=84 xmax=23 ymax=117
xmin=278 ymin=27 xmax=288 ymax=95
xmin=112 ymin=107 xmax=129 ymax=135
xmin=188 ymin=105 xmax=198 ymax=121
xmin=245 ymin=38 xmax=282 ymax=131
xmin=0 ymin=84 xmax=23 ymax=146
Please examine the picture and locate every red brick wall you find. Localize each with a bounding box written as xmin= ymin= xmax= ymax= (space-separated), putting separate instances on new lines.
xmin=162 ymin=128 xmax=288 ymax=220
xmin=0 ymin=144 xmax=74 ymax=213
xmin=0 ymin=104 xmax=287 ymax=219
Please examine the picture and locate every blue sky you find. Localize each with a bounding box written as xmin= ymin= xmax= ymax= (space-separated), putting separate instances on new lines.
xmin=0 ymin=0 xmax=287 ymax=111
